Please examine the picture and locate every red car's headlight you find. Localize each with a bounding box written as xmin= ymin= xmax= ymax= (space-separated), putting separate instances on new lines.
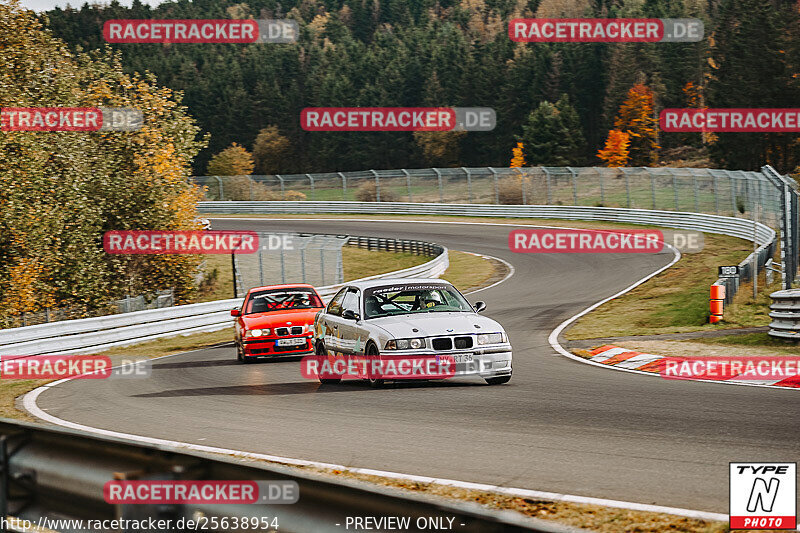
xmin=244 ymin=328 xmax=270 ymax=339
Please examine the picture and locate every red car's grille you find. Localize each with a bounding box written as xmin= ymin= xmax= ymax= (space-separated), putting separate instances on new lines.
xmin=275 ymin=326 xmax=303 ymax=336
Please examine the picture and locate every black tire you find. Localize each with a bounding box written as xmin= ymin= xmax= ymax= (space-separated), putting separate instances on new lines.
xmin=236 ymin=343 xmax=248 ymax=363
xmin=366 ymin=343 xmax=385 ymax=388
xmin=317 ymin=343 xmax=341 ymax=384
xmin=485 ymin=374 xmax=511 ymax=385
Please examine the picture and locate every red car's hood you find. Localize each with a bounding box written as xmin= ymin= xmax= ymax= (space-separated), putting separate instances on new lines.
xmin=240 ymin=308 xmax=322 ymax=328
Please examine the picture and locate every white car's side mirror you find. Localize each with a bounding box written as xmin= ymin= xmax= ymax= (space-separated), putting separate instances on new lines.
xmin=473 ymin=301 xmax=486 ymax=313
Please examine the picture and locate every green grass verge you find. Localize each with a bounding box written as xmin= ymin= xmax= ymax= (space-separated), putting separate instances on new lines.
xmin=565 ymin=233 xmax=759 ymax=339
xmin=693 ymin=332 xmax=799 ymax=353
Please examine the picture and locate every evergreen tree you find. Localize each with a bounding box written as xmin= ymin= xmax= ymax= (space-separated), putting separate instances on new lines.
xmin=518 ymin=95 xmax=585 ymax=166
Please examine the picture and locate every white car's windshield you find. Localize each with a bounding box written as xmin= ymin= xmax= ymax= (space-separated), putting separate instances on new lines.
xmin=363 ymin=284 xmax=472 ymax=319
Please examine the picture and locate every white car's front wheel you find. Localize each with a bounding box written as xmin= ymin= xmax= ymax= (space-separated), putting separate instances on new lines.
xmin=366 ymin=343 xmax=385 ymax=389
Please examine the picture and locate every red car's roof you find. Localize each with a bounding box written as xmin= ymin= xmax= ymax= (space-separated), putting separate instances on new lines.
xmin=246 ymin=284 xmax=319 ymax=294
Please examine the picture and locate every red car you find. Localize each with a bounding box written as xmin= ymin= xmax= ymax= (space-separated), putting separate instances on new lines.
xmin=231 ymin=284 xmax=325 ymax=363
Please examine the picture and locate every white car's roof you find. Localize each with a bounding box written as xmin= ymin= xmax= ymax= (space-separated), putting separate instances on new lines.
xmin=346 ymin=278 xmax=454 ymax=290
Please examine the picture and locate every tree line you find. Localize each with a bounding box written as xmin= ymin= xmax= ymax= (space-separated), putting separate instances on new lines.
xmin=40 ymin=0 xmax=800 ymax=174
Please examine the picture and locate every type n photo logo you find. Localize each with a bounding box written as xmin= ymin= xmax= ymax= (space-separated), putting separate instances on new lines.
xmin=730 ymin=463 xmax=796 ymax=530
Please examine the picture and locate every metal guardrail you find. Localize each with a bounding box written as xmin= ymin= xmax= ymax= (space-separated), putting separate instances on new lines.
xmin=769 ymin=289 xmax=800 ymax=341
xmin=0 ymin=237 xmax=448 ymax=356
xmin=0 ymin=418 xmax=578 ymax=533
xmin=199 ymin=200 xmax=776 ymax=241
xmin=192 ymin=166 xmax=783 ymax=224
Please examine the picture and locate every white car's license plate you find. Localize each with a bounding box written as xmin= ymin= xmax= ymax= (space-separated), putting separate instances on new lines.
xmin=276 ymin=338 xmax=306 ymax=346
xmin=453 ymin=354 xmax=473 ymax=363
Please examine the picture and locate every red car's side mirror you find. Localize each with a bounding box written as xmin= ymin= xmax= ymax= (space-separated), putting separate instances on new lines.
xmin=230 ymin=308 xmax=240 ymax=317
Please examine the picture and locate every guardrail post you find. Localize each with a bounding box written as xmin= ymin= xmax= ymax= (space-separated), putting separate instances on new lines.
xmin=301 ymin=242 xmax=307 ymax=283
xmin=669 ymin=169 xmax=678 ymax=210
xmin=338 ymin=172 xmax=347 ymax=200
xmin=306 ymin=174 xmax=315 ymax=201
xmin=461 ymin=167 xmax=472 ymax=203
xmin=258 ymin=245 xmax=264 ymax=286
xmin=231 ymin=253 xmax=238 ymax=298
xmin=280 ymin=247 xmax=286 ymax=283
xmin=650 ymin=170 xmax=656 ymax=210
xmin=598 ymin=167 xmax=605 ymax=205
xmin=275 ymin=175 xmax=285 ymax=199
xmin=371 ymin=170 xmax=381 ymax=202
xmin=214 ymin=176 xmax=224 ymax=201
xmin=542 ymin=167 xmax=551 ymax=204
xmin=513 ymin=168 xmax=526 ymax=205
xmin=433 ymin=168 xmax=443 ymax=202
xmin=488 ymin=168 xmax=499 ymax=204
xmin=623 ymin=168 xmax=631 ymax=208
xmin=401 ymin=169 xmax=412 ymax=202
xmin=567 ymin=166 xmax=578 ymax=205
xmin=320 ymin=246 xmax=325 ymax=285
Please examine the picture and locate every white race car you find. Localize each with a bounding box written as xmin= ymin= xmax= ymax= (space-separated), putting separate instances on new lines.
xmin=313 ymin=278 xmax=512 ymax=387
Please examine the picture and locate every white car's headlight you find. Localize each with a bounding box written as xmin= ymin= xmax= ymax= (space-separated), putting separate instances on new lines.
xmin=477 ymin=332 xmax=504 ymax=345
xmin=245 ymin=328 xmax=270 ymax=339
xmin=385 ymin=338 xmax=426 ymax=350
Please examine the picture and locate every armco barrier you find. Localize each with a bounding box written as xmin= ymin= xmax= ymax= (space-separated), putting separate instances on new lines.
xmin=0 ymin=237 xmax=447 ymax=356
xmin=0 ymin=418 xmax=575 ymax=533
xmin=200 ymin=201 xmax=776 ymax=245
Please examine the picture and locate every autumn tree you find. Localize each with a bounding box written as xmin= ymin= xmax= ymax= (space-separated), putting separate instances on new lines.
xmin=0 ymin=1 xmax=205 ymax=322
xmin=253 ymin=126 xmax=292 ymax=174
xmin=611 ymin=84 xmax=660 ymax=166
xmin=206 ymin=143 xmax=255 ymax=176
xmin=413 ymin=131 xmax=466 ymax=167
xmin=510 ymin=142 xmax=526 ymax=167
xmin=597 ymin=130 xmax=631 ymax=167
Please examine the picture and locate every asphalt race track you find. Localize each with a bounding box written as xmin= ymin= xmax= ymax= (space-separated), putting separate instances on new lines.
xmin=33 ymin=218 xmax=800 ymax=513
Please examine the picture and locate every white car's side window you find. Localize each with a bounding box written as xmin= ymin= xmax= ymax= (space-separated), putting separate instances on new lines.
xmin=327 ymin=288 xmax=348 ymax=317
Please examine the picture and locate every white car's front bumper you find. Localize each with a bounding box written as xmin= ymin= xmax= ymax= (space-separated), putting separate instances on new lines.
xmin=383 ymin=343 xmax=513 ymax=379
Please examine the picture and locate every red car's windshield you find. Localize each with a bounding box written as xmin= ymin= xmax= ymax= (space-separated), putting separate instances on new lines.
xmin=244 ymin=289 xmax=323 ymax=315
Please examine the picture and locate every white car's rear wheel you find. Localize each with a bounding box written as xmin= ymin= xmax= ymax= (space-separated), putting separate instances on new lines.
xmin=317 ymin=343 xmax=341 ymax=384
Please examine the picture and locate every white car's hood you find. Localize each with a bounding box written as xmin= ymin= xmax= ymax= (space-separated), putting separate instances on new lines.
xmin=367 ymin=312 xmax=503 ymax=338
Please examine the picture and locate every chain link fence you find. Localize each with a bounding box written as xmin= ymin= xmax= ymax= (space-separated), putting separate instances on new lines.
xmin=231 ymin=233 xmax=448 ymax=298
xmin=232 ymin=233 xmax=348 ymax=297
xmin=5 ymin=289 xmax=175 ymax=329
xmin=192 ymin=166 xmax=786 ymax=226
xmin=196 ymin=166 xmax=798 ymax=292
